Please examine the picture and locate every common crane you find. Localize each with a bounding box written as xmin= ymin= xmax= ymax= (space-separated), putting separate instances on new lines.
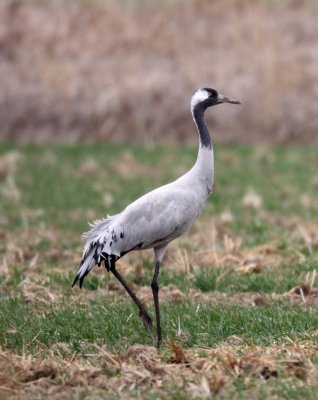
xmin=72 ymin=88 xmax=241 ymax=348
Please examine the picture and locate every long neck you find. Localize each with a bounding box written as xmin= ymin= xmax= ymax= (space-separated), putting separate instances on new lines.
xmin=192 ymin=104 xmax=212 ymax=149
xmin=190 ymin=104 xmax=214 ymax=193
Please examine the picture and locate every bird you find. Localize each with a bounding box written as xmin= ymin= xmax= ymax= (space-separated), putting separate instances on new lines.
xmin=72 ymin=87 xmax=241 ymax=348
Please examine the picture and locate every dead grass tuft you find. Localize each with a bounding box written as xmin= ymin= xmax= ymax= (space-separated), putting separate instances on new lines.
xmin=76 ymin=158 xmax=99 ymax=177
xmin=23 ymin=365 xmax=57 ymax=383
xmin=137 ymin=284 xmax=185 ymax=306
xmin=242 ymin=188 xmax=263 ymax=210
xmin=0 ymin=152 xmax=22 ymax=180
xmin=123 ymin=345 xmax=159 ymax=365
xmin=281 ymin=270 xmax=318 ymax=306
xmin=167 ymin=339 xmax=189 ymax=364
xmin=192 ymin=227 xmax=281 ymax=273
xmin=110 ymin=150 xmax=158 ymax=179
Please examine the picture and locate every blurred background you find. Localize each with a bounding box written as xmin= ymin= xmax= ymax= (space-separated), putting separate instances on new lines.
xmin=0 ymin=0 xmax=317 ymax=144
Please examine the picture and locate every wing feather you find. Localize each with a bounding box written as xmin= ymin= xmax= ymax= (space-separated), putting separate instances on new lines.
xmin=73 ymin=182 xmax=203 ymax=287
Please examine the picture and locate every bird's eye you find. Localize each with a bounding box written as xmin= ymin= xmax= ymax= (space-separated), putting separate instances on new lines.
xmin=209 ymin=90 xmax=217 ymax=98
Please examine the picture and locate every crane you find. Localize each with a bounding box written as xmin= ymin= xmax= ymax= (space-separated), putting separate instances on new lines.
xmin=72 ymin=88 xmax=241 ymax=348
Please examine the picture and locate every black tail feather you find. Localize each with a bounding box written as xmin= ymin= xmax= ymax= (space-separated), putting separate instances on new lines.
xmin=102 ymin=253 xmax=110 ymax=271
xmin=72 ymin=273 xmax=80 ymax=288
xmin=72 ymin=270 xmax=88 ymax=289
xmin=72 ymin=252 xmax=119 ymax=289
xmin=79 ymin=274 xmax=85 ymax=288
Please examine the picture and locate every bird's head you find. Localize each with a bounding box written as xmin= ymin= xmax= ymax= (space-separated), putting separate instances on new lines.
xmin=191 ymin=88 xmax=241 ymax=113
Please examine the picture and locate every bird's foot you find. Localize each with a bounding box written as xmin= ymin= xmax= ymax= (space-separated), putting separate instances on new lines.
xmin=155 ymin=336 xmax=162 ymax=351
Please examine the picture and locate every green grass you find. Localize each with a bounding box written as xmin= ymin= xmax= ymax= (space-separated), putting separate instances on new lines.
xmin=1 ymin=143 xmax=318 ymax=399
xmin=1 ymin=296 xmax=318 ymax=353
xmin=2 ymin=143 xmax=318 ymax=232
xmin=194 ymin=261 xmax=318 ymax=294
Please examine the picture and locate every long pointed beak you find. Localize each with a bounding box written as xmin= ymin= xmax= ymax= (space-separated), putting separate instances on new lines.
xmin=218 ymin=94 xmax=241 ymax=105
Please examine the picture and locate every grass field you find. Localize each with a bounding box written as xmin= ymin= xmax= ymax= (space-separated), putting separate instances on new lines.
xmin=1 ymin=143 xmax=318 ymax=399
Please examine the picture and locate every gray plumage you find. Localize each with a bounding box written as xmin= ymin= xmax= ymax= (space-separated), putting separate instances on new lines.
xmin=72 ymin=87 xmax=240 ymax=347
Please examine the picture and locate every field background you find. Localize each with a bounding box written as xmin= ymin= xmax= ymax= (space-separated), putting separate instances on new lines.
xmin=1 ymin=0 xmax=318 ymax=399
xmin=0 ymin=0 xmax=317 ymax=143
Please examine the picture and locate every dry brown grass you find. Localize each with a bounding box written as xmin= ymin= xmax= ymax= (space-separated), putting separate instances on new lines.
xmin=3 ymin=209 xmax=318 ymax=308
xmin=1 ymin=340 xmax=317 ymax=399
xmin=0 ymin=0 xmax=317 ymax=143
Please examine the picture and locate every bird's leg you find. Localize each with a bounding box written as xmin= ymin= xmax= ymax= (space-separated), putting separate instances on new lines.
xmin=109 ymin=259 xmax=153 ymax=334
xmin=151 ymin=261 xmax=162 ymax=349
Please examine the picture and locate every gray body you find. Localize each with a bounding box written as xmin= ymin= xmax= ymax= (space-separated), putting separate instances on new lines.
xmin=77 ymin=146 xmax=213 ymax=283
xmin=72 ymin=87 xmax=240 ymax=347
